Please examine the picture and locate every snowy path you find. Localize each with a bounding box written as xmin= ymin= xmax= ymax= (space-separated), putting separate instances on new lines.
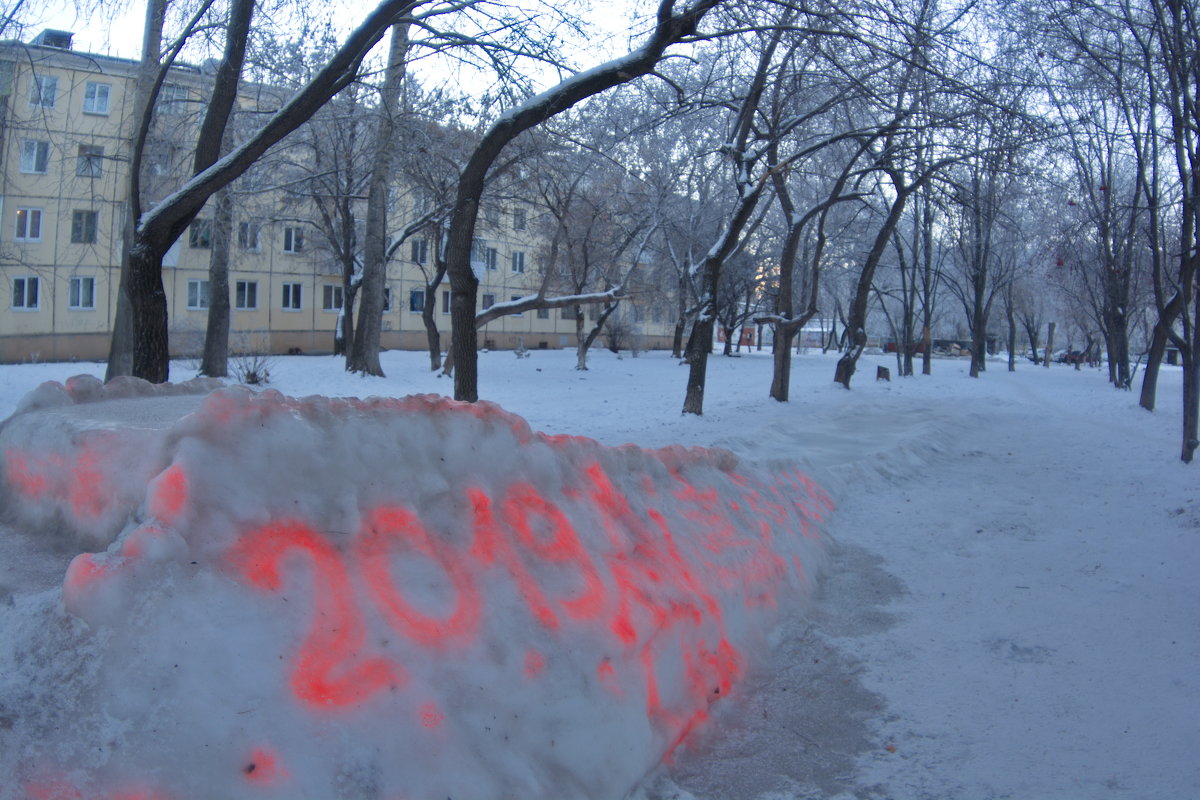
xmin=647 ymin=360 xmax=1200 ymax=799
xmin=1 ymin=350 xmax=1196 ymax=799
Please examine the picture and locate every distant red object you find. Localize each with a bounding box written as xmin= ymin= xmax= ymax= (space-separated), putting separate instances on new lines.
xmin=718 ymin=327 xmax=754 ymax=346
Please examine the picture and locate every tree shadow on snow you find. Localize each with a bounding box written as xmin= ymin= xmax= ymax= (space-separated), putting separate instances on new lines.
xmin=643 ymin=541 xmax=906 ymax=800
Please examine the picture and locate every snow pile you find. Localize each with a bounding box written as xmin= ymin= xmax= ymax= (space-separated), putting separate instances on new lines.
xmin=0 ymin=377 xmax=830 ymax=800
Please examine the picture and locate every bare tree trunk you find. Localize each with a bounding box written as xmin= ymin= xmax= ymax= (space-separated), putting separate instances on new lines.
xmin=770 ymin=327 xmax=793 ymax=400
xmin=1044 ymin=322 xmax=1055 ymax=368
xmin=422 ymin=266 xmax=446 ymax=371
xmin=337 ymin=284 xmax=358 ymax=357
xmin=574 ymin=307 xmax=588 ymax=370
xmin=348 ymin=23 xmax=408 ymax=376
xmin=1183 ymin=316 xmax=1199 ymax=462
xmin=921 ymin=324 xmax=932 ymax=375
xmin=836 ymin=180 xmax=910 ymax=389
xmin=1005 ymin=291 xmax=1016 ymax=373
xmin=200 ymin=181 xmax=233 ymax=377
xmin=1181 ymin=284 xmax=1200 ymax=462
xmin=128 ymin=236 xmax=173 ymax=383
xmin=106 ymin=0 xmax=166 ymax=381
xmin=682 ymin=316 xmax=714 ymax=414
xmin=1140 ymin=293 xmax=1182 ymax=410
xmin=969 ymin=304 xmax=986 ymax=377
xmin=582 ymin=303 xmax=619 ymax=364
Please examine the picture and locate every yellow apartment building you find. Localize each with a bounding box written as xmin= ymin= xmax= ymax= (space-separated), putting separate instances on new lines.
xmin=0 ymin=30 xmax=674 ymax=364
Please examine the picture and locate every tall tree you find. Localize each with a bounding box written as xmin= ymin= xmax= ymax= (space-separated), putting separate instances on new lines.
xmin=443 ymin=0 xmax=724 ymax=403
xmin=111 ymin=0 xmax=483 ymax=383
xmin=348 ymin=22 xmax=409 ymax=376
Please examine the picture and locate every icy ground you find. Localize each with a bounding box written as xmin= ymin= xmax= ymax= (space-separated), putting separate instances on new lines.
xmin=1 ymin=348 xmax=1197 ymax=799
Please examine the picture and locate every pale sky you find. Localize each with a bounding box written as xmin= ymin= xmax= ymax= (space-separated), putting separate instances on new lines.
xmin=29 ymin=0 xmax=648 ymax=77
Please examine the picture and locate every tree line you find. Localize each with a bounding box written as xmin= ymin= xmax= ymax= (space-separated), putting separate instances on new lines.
xmin=11 ymin=0 xmax=1194 ymax=460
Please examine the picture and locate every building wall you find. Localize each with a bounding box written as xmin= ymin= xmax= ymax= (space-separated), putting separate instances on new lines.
xmin=0 ymin=36 xmax=677 ymax=365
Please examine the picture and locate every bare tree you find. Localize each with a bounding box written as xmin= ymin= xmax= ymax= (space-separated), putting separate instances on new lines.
xmin=443 ymin=0 xmax=725 ymax=403
xmin=348 ymin=22 xmax=409 ymax=376
xmin=112 ymin=0 xmax=511 ymax=383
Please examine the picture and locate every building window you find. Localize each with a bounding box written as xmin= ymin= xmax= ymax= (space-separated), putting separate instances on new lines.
xmin=537 ymin=308 xmax=549 ymax=319
xmin=29 ymin=75 xmax=58 ymax=108
xmin=470 ymin=237 xmax=488 ymax=267
xmin=510 ymin=294 xmax=524 ymax=316
xmin=76 ymin=144 xmax=104 ymax=178
xmin=441 ymin=290 xmax=451 ymax=314
xmin=187 ymin=279 xmax=210 ymax=310
xmin=14 ymin=208 xmax=42 ymax=242
xmin=283 ymin=226 xmax=304 ymax=253
xmin=481 ymin=293 xmax=495 ymax=309
xmin=20 ymin=140 xmax=50 ymax=174
xmin=235 ymin=280 xmax=258 ymax=310
xmin=411 ymin=237 xmax=428 ymax=264
xmin=561 ymin=306 xmax=578 ymax=320
xmin=82 ymin=81 xmax=111 ymax=114
xmin=158 ymin=84 xmax=188 ymax=114
xmin=71 ymin=210 xmax=98 ymax=244
xmin=512 ymin=207 xmax=527 ymax=231
xmin=237 ymin=221 xmax=261 ymax=251
xmin=486 ymin=247 xmax=498 ymax=270
xmin=484 ymin=204 xmax=500 ymax=227
xmin=511 ymin=251 xmax=526 ymax=273
xmin=188 ymin=219 xmax=212 ymax=248
xmin=410 ymin=289 xmax=425 ymax=312
xmin=12 ymin=277 xmax=39 ymax=309
xmin=323 ymin=284 xmax=343 ymax=312
xmin=69 ymin=277 xmax=95 ymax=309
xmin=383 ymin=287 xmax=392 ymax=312
xmin=282 ymin=282 xmax=302 ymax=310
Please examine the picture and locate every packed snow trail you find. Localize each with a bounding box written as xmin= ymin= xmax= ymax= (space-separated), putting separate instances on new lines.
xmin=0 ymin=350 xmax=1195 ymax=799
xmin=0 ymin=376 xmax=828 ymax=800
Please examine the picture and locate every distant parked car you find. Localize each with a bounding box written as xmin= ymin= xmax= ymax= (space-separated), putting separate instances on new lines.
xmin=1056 ymin=351 xmax=1085 ymax=365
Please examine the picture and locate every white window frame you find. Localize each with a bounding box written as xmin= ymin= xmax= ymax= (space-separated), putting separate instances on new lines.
xmin=82 ymin=81 xmax=111 ymax=115
xmin=20 ymin=140 xmax=50 ymax=174
xmin=29 ymin=75 xmax=58 ymax=108
xmin=14 ymin=208 xmax=43 ymax=242
xmin=441 ymin=289 xmax=451 ymax=314
xmin=281 ymin=282 xmax=302 ymax=311
xmin=512 ymin=207 xmax=527 ymax=231
xmin=481 ymin=293 xmax=495 ymax=309
xmin=69 ymin=276 xmax=96 ymax=310
xmin=71 ymin=210 xmax=98 ymax=244
xmin=237 ymin=221 xmax=261 ymax=251
xmin=511 ymin=251 xmax=526 ymax=273
xmin=486 ymin=247 xmax=498 ymax=270
xmin=158 ymin=83 xmax=188 ymax=114
xmin=409 ymin=289 xmax=425 ymax=313
xmin=188 ymin=219 xmax=212 ymax=249
xmin=411 ymin=237 xmax=428 ymax=264
xmin=76 ymin=144 xmax=104 ymax=178
xmin=283 ymin=226 xmax=304 ymax=254
xmin=12 ymin=276 xmax=39 ymax=310
xmin=322 ymin=284 xmax=344 ymax=312
xmin=235 ymin=280 xmax=258 ymax=310
xmin=187 ymin=279 xmax=210 ymax=310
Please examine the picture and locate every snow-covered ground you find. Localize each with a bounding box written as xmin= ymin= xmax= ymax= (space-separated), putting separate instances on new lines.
xmin=1 ymin=347 xmax=1196 ymax=799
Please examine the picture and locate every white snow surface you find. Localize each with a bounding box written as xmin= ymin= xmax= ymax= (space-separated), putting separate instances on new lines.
xmin=0 ymin=348 xmax=1196 ymax=799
